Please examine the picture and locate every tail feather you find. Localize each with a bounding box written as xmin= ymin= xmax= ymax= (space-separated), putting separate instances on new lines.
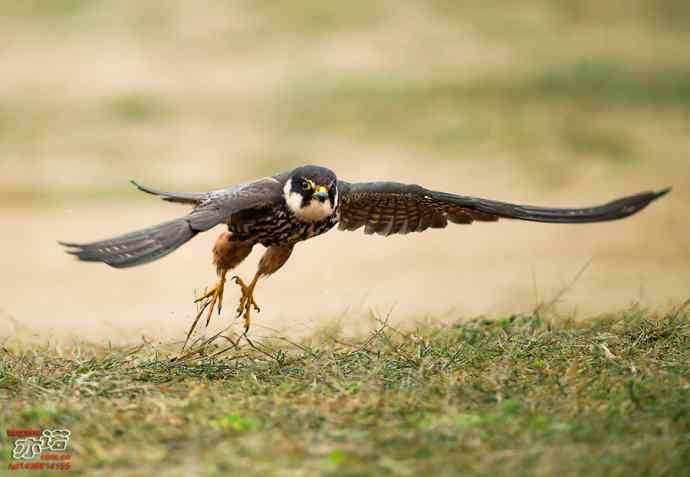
xmin=60 ymin=217 xmax=198 ymax=268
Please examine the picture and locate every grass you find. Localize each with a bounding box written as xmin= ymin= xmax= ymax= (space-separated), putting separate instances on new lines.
xmin=2 ymin=303 xmax=689 ymax=476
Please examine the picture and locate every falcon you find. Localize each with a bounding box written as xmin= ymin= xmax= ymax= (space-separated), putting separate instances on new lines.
xmin=60 ymin=165 xmax=669 ymax=333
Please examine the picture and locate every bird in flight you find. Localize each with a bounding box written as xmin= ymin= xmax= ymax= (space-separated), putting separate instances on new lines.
xmin=60 ymin=165 xmax=669 ymax=336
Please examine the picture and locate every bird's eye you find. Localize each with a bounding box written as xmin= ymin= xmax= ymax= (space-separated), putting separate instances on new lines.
xmin=301 ymin=180 xmax=311 ymax=191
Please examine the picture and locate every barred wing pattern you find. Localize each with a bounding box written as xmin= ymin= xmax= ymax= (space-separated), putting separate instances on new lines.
xmin=337 ymin=181 xmax=670 ymax=237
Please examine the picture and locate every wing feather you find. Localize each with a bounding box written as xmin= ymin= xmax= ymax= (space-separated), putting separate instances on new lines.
xmin=337 ymin=181 xmax=670 ymax=236
xmin=60 ymin=177 xmax=284 ymax=267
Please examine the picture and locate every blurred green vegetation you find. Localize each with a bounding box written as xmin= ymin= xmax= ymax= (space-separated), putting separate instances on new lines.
xmin=0 ymin=0 xmax=688 ymax=205
xmin=272 ymin=60 xmax=690 ymax=153
xmin=102 ymin=92 xmax=174 ymax=124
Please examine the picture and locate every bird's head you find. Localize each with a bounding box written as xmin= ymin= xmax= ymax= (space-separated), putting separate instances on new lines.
xmin=283 ymin=165 xmax=338 ymax=222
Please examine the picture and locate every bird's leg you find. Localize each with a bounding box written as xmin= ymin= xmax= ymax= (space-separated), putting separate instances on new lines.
xmin=191 ymin=233 xmax=254 ymax=329
xmin=232 ymin=273 xmax=261 ymax=333
xmin=231 ymin=245 xmax=294 ymax=334
xmin=194 ymin=269 xmax=228 ymax=326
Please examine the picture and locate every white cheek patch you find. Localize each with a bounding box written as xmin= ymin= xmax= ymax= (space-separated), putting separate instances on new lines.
xmin=284 ymin=187 xmax=304 ymax=215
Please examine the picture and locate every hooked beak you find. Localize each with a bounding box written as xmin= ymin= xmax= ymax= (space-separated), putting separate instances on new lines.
xmin=314 ymin=185 xmax=328 ymax=202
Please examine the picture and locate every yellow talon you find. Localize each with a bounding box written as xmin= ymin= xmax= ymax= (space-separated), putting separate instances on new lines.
xmin=194 ymin=275 xmax=227 ymax=326
xmin=232 ymin=275 xmax=260 ymax=332
xmin=182 ymin=275 xmax=228 ymax=351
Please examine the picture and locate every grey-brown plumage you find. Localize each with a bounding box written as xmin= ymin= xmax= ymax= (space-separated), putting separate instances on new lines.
xmin=59 ymin=164 xmax=670 ymax=335
xmin=337 ymin=181 xmax=671 ymax=235
xmin=60 ymin=177 xmax=284 ymax=268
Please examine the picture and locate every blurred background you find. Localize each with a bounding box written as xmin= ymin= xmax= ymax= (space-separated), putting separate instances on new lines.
xmin=1 ymin=0 xmax=688 ymax=343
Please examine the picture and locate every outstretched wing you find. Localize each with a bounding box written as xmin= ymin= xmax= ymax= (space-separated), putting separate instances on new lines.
xmin=130 ymin=180 xmax=208 ymax=205
xmin=337 ymin=181 xmax=670 ymax=236
xmin=60 ymin=177 xmax=284 ymax=268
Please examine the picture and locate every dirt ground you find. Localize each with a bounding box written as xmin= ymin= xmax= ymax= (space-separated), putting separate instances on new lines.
xmin=2 ymin=171 xmax=685 ymax=344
